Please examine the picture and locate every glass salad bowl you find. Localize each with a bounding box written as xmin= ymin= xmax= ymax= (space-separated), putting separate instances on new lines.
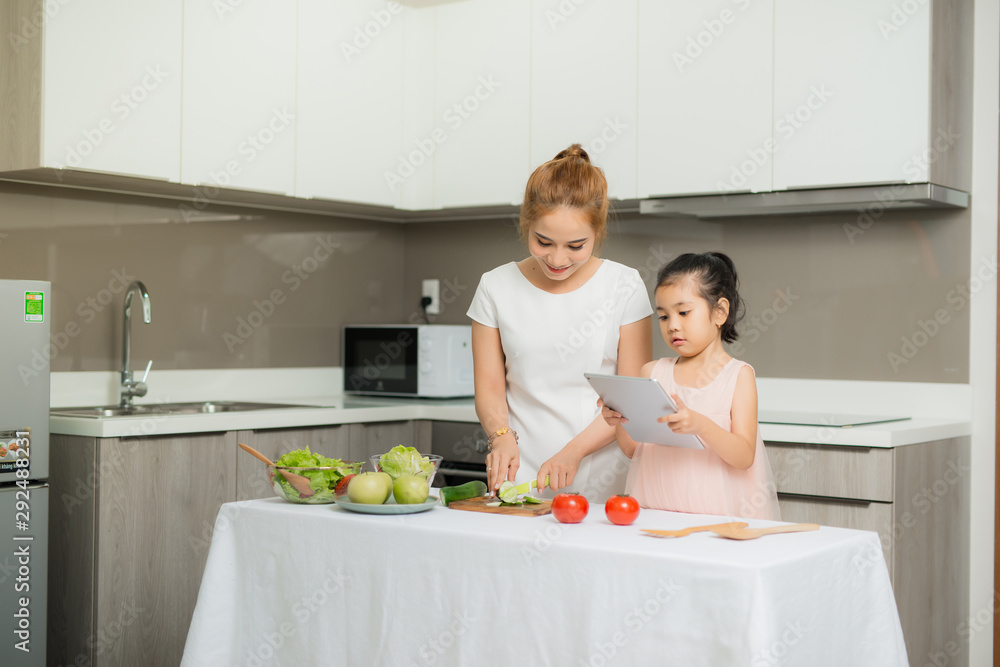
xmin=266 ymin=461 xmax=364 ymax=505
xmin=369 ymin=449 xmax=443 ymax=489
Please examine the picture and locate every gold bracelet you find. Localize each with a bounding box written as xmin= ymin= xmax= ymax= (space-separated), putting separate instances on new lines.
xmin=487 ymin=427 xmax=518 ymax=449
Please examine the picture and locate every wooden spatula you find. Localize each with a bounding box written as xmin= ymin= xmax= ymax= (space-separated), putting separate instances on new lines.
xmin=709 ymin=522 xmax=820 ymax=540
xmin=642 ymin=521 xmax=749 ymax=539
xmin=238 ymin=442 xmax=315 ymax=498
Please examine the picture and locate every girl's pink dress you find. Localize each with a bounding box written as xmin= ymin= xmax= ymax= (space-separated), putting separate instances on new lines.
xmin=625 ymin=357 xmax=781 ymax=520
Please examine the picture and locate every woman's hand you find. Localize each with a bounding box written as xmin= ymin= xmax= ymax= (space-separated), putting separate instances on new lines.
xmin=485 ymin=433 xmax=519 ymax=495
xmin=598 ymin=398 xmax=627 ymax=427
xmin=537 ymin=447 xmax=584 ymax=492
xmin=657 ymin=394 xmax=706 ymax=435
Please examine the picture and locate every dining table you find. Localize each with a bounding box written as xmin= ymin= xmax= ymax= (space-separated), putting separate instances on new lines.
xmin=180 ymin=496 xmax=908 ymax=666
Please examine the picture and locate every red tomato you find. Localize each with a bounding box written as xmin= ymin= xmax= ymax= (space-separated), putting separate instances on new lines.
xmin=334 ymin=474 xmax=355 ymax=496
xmin=604 ymin=494 xmax=640 ymax=526
xmin=552 ymin=493 xmax=589 ymax=524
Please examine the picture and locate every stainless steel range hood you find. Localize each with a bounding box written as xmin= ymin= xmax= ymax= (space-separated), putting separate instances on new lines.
xmin=640 ymin=182 xmax=969 ymax=219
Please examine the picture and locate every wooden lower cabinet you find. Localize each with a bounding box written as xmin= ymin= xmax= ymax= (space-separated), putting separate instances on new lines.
xmin=766 ymin=438 xmax=971 ymax=667
xmin=49 ymin=431 xmax=237 ymax=667
xmin=49 ymin=419 xmax=428 ymax=666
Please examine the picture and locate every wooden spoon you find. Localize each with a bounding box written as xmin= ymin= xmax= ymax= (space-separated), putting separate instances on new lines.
xmin=642 ymin=521 xmax=749 ymax=539
xmin=238 ymin=443 xmax=315 ymax=498
xmin=709 ymin=522 xmax=820 ymax=540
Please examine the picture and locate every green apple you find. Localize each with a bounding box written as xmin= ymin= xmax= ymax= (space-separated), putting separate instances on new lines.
xmin=374 ymin=471 xmax=393 ymax=502
xmin=347 ymin=472 xmax=390 ymax=504
xmin=392 ymin=475 xmax=429 ymax=504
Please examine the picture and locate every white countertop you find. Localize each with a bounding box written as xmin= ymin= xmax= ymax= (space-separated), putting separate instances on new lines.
xmin=48 ymin=368 xmax=972 ymax=447
xmin=49 ymin=394 xmax=478 ymax=439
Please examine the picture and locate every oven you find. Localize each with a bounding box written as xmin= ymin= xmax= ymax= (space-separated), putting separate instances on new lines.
xmin=430 ymin=421 xmax=488 ymax=488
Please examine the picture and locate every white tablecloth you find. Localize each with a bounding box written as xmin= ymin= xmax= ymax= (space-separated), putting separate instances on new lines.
xmin=181 ymin=498 xmax=907 ymax=667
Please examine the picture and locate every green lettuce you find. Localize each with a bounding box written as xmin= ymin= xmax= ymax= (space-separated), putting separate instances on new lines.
xmin=378 ymin=445 xmax=435 ymax=479
xmin=273 ymin=447 xmax=350 ymax=503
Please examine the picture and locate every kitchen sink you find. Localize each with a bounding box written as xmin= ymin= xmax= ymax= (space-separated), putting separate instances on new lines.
xmin=50 ymin=401 xmax=318 ymax=419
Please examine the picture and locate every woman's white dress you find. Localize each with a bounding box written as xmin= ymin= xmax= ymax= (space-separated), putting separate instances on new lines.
xmin=467 ymin=260 xmax=652 ymax=500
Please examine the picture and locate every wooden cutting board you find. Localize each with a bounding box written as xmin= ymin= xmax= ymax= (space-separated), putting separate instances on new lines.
xmin=447 ymin=495 xmax=552 ymax=516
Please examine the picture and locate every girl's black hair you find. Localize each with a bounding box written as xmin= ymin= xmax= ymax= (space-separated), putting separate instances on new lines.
xmin=656 ymin=252 xmax=745 ymax=344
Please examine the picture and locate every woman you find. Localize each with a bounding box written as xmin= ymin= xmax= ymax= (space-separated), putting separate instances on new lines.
xmin=467 ymin=144 xmax=652 ymax=500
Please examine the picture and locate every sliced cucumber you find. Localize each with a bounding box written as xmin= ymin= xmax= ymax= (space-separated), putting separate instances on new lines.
xmin=500 ymin=477 xmax=551 ymax=503
xmin=497 ymin=481 xmax=518 ymax=503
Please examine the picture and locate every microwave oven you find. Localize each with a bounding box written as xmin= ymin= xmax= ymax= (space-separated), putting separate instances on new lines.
xmin=342 ymin=324 xmax=474 ymax=398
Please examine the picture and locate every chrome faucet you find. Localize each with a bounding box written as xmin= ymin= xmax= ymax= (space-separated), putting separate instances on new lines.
xmin=120 ymin=280 xmax=152 ymax=408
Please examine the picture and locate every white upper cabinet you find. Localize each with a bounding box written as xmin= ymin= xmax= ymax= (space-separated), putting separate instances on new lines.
xmin=637 ymin=0 xmax=774 ymax=197
xmin=530 ymin=0 xmax=638 ymax=201
xmin=772 ymin=0 xmax=930 ymax=189
xmin=43 ymin=0 xmax=182 ymax=181
xmin=297 ymin=1 xmax=406 ymax=207
xmin=181 ymin=0 xmax=297 ymax=195
xmin=6 ymin=0 xmax=958 ymax=214
xmin=397 ymin=9 xmax=436 ymax=211
xmin=432 ymin=0 xmax=531 ymax=209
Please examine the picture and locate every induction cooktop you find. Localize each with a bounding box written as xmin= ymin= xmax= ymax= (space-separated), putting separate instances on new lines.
xmin=757 ymin=410 xmax=911 ymax=428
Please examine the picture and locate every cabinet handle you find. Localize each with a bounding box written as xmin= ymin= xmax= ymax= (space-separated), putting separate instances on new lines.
xmin=766 ymin=443 xmax=874 ymax=453
xmin=438 ymin=467 xmax=487 ymax=480
xmin=776 ymin=492 xmax=875 ymax=507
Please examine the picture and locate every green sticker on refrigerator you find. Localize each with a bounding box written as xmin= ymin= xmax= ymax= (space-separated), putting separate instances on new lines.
xmin=24 ymin=291 xmax=43 ymax=323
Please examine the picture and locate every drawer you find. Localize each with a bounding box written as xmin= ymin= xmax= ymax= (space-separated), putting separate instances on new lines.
xmin=430 ymin=421 xmax=488 ymax=463
xmin=777 ymin=494 xmax=894 ymax=580
xmin=348 ymin=421 xmax=420 ymax=462
xmin=765 ymin=442 xmax=894 ymax=502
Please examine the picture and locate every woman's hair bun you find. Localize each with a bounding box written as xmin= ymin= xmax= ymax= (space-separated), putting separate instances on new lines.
xmin=554 ymin=143 xmax=590 ymax=163
xmin=520 ymin=142 xmax=608 ymax=251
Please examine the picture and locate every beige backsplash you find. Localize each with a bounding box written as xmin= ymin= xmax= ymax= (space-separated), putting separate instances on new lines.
xmin=404 ymin=204 xmax=971 ymax=383
xmin=0 ymin=181 xmax=970 ymax=382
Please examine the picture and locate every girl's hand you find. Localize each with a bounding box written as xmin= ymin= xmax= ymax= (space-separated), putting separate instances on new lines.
xmin=537 ymin=448 xmax=584 ymax=492
xmin=485 ymin=434 xmax=519 ymax=495
xmin=598 ymin=398 xmax=627 ymax=427
xmin=658 ymin=393 xmax=705 ymax=435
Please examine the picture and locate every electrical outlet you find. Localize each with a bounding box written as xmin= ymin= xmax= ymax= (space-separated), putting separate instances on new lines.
xmin=421 ymin=279 xmax=440 ymax=315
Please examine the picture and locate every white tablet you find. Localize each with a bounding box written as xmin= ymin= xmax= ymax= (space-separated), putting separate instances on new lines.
xmin=585 ymin=373 xmax=704 ymax=449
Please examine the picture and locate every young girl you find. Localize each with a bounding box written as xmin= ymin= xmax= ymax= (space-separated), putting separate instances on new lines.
xmin=602 ymin=252 xmax=780 ymax=520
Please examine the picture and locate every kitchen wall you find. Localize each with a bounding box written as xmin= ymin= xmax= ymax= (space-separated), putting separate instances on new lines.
xmin=404 ymin=206 xmax=972 ymax=383
xmin=0 ymin=180 xmax=970 ymax=383
xmin=0 ymin=182 xmax=406 ymax=371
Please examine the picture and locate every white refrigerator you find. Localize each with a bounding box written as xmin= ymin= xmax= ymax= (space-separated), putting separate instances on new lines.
xmin=0 ymin=279 xmax=49 ymax=667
